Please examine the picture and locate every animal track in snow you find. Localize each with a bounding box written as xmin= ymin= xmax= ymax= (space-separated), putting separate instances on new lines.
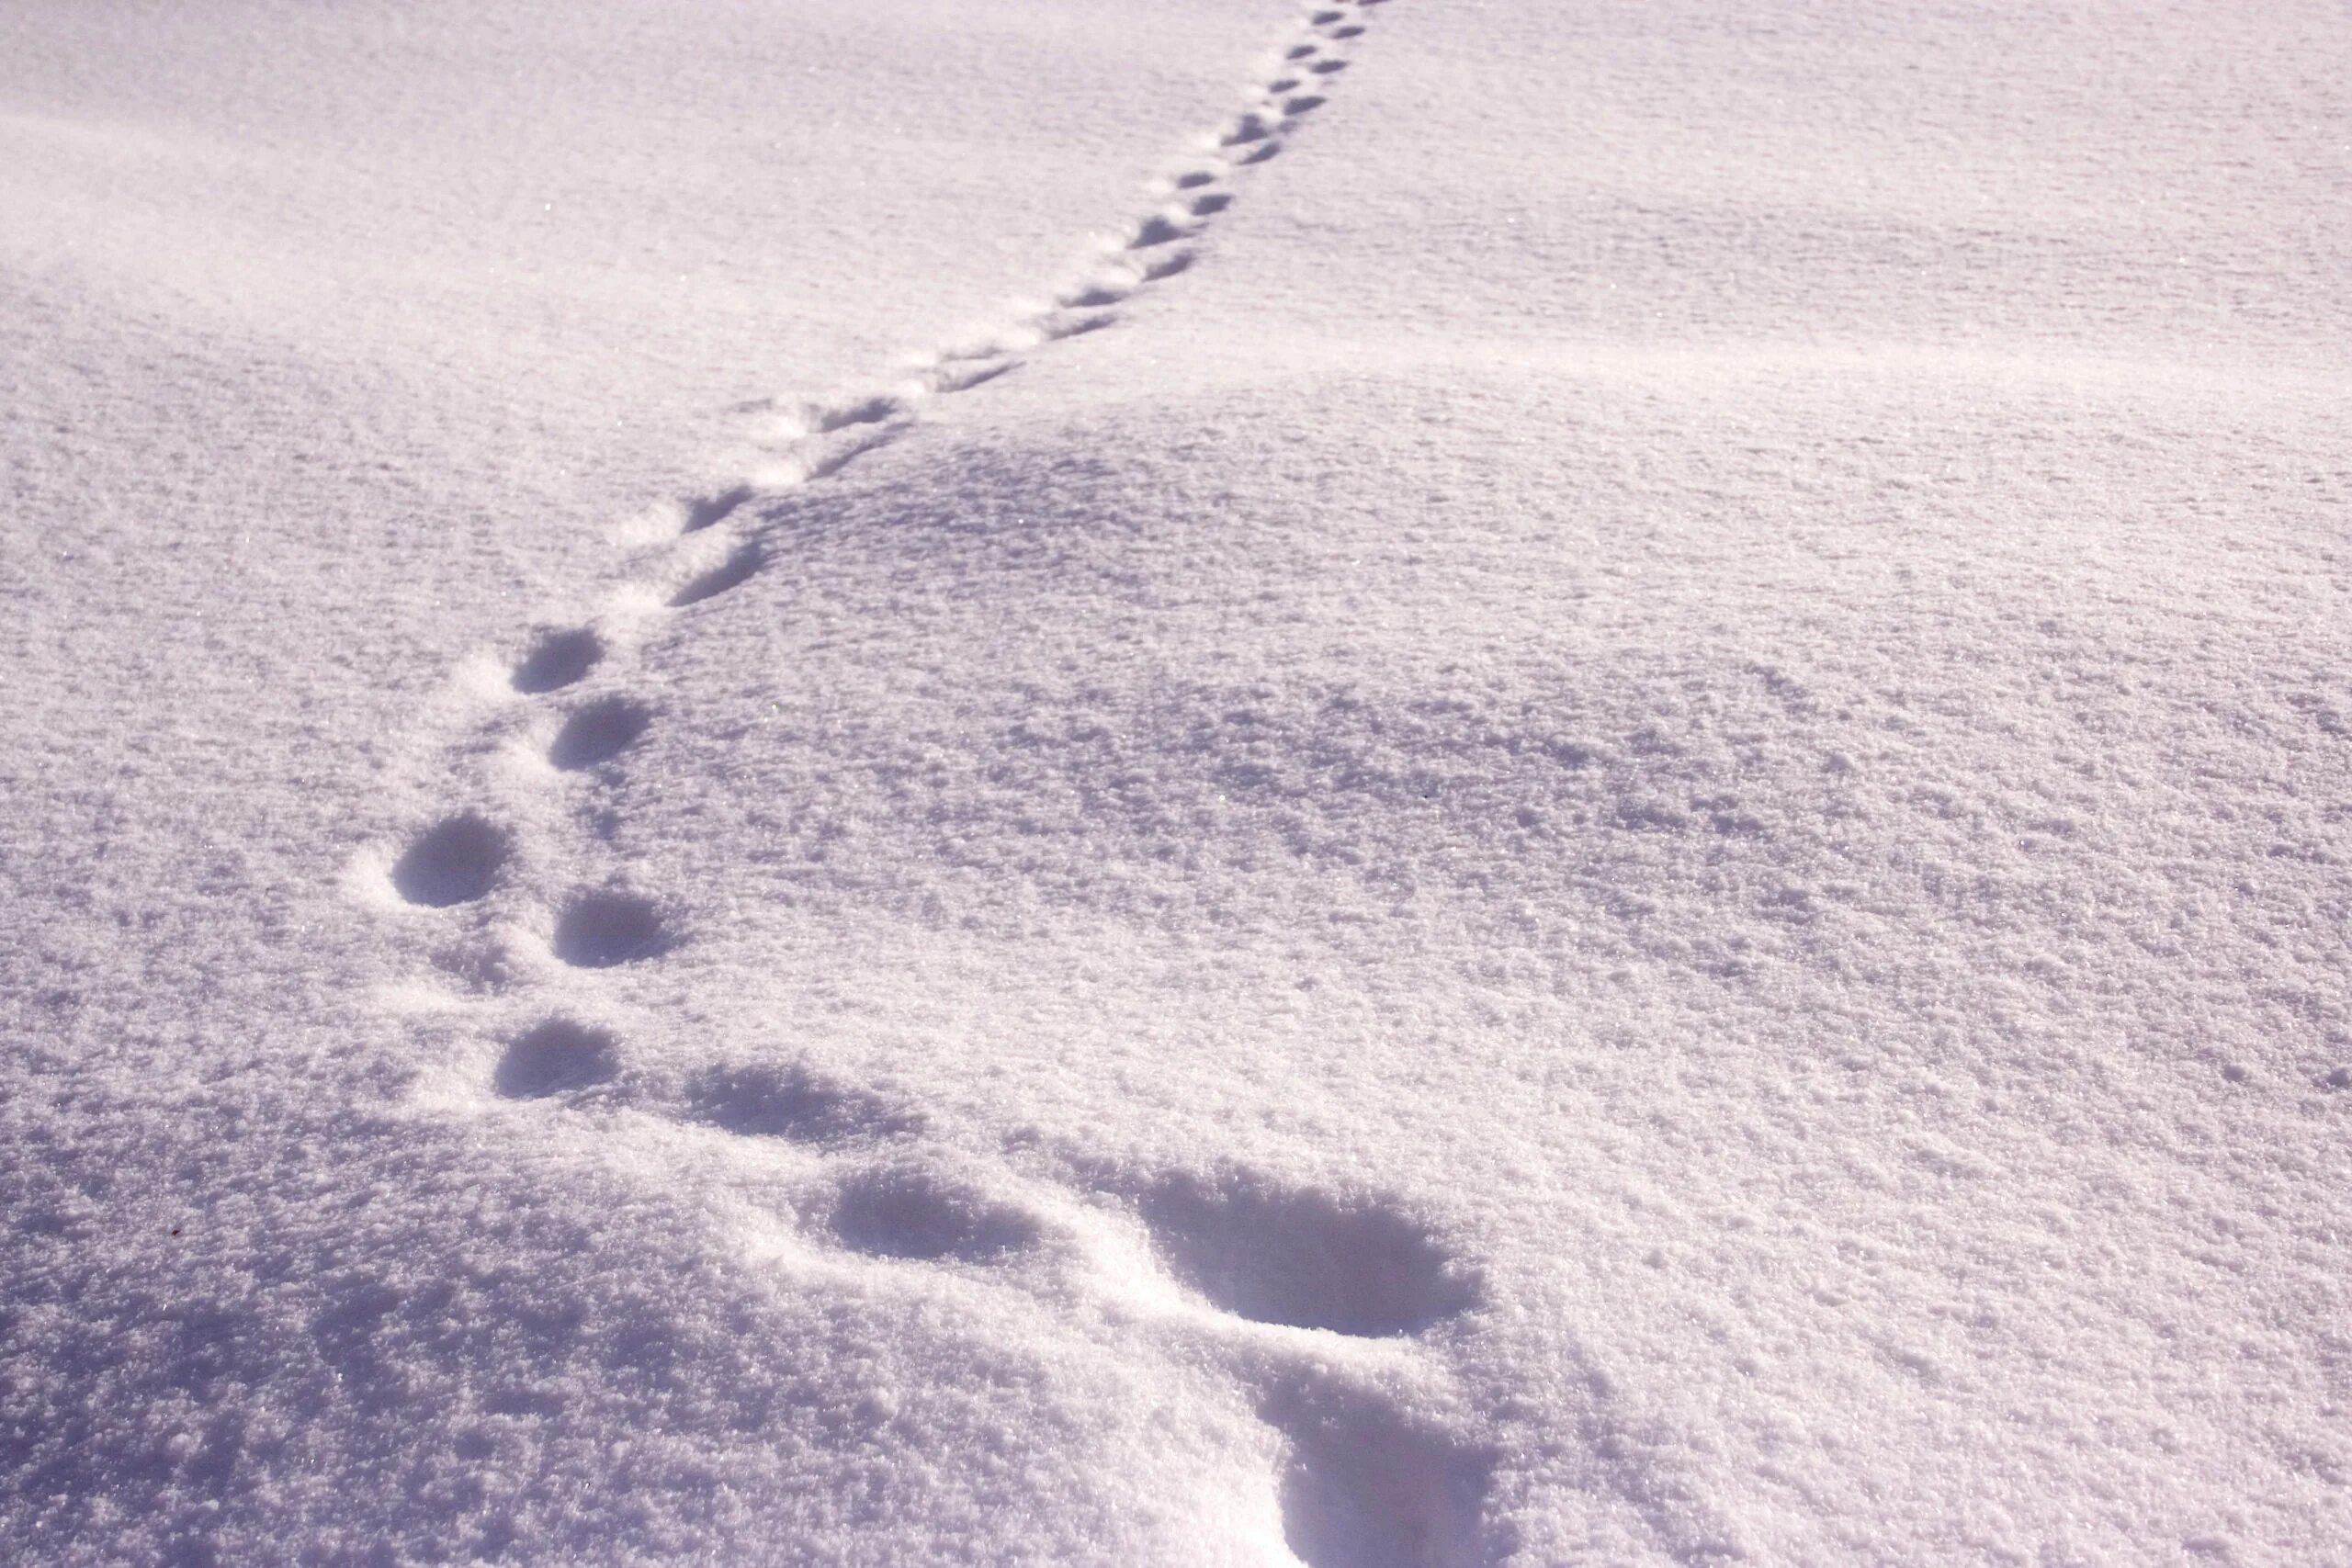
xmin=668 ymin=542 xmax=762 ymax=608
xmin=683 ymin=484 xmax=754 ymax=533
xmin=551 ymin=891 xmax=671 ymax=967
xmin=828 ymin=1162 xmax=1043 ymax=1263
xmin=1138 ymin=1169 xmax=1479 ymax=1337
xmin=1266 ymin=1378 xmax=1495 ymax=1568
xmin=932 ymin=358 xmax=1016 ymax=394
xmin=548 ymin=696 xmax=652 ymax=771
xmin=808 ymin=392 xmax=907 ymax=434
xmin=391 ymin=813 xmax=511 ymax=908
xmin=495 ymin=1018 xmax=621 ymax=1099
xmin=510 ymin=627 xmax=602 ymax=694
xmin=492 ymin=1016 xmax=1496 ymax=1561
xmin=367 ymin=1 xmax=1473 ymax=1554
xmin=684 ymin=1061 xmax=928 ymax=1146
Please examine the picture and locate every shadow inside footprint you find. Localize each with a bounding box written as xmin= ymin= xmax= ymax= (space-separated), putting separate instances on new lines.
xmin=548 ymin=697 xmax=652 ymax=771
xmin=685 ymin=1063 xmax=925 ymax=1146
xmin=1138 ymin=1172 xmax=1476 ymax=1337
xmin=1220 ymin=114 xmax=1276 ymax=148
xmin=495 ymin=1019 xmax=620 ymax=1099
xmin=812 ymin=394 xmax=901 ymax=433
xmin=552 ymin=892 xmax=671 ymax=967
xmin=829 ymin=1165 xmax=1038 ymax=1263
xmin=512 ymin=628 xmax=602 ymax=694
xmin=1267 ymin=1382 xmax=1494 ymax=1568
xmin=391 ymin=813 xmax=510 ymax=908
xmin=1129 ymin=214 xmax=1191 ymax=250
xmin=670 ymin=545 xmax=761 ymax=608
xmin=684 ymin=485 xmax=753 ymax=533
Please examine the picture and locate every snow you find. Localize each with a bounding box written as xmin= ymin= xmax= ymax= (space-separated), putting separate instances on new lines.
xmin=4 ymin=0 xmax=2349 ymax=1563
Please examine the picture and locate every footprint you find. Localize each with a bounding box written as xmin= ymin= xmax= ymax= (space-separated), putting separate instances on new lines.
xmin=1059 ymin=283 xmax=1132 ymax=310
xmin=828 ymin=1163 xmax=1040 ymax=1262
xmin=1285 ymin=43 xmax=1318 ymax=61
xmin=1190 ymin=192 xmax=1235 ymax=218
xmin=548 ymin=696 xmax=652 ymax=771
xmin=1264 ymin=1379 xmax=1494 ymax=1568
xmin=1137 ymin=1171 xmax=1478 ymax=1337
xmin=1220 ymin=113 xmax=1278 ymax=149
xmin=1309 ymin=58 xmax=1349 ymax=74
xmin=1129 ymin=214 xmax=1194 ymax=250
xmin=1329 ymin=24 xmax=1365 ymax=39
xmin=551 ymin=891 xmax=672 ymax=967
xmin=1142 ymin=251 xmax=1197 ymax=283
xmin=391 ymin=813 xmax=511 ymax=908
xmin=1040 ymin=312 xmax=1116 ymax=342
xmin=683 ymin=485 xmax=754 ymax=533
xmin=1283 ymin=95 xmax=1328 ymax=117
xmin=670 ymin=543 xmax=761 ymax=608
xmin=933 ymin=359 xmax=1015 ymax=395
xmin=495 ymin=1019 xmax=621 ymax=1099
xmin=511 ymin=628 xmax=602 ymax=694
xmin=684 ymin=1062 xmax=927 ymax=1146
xmin=1172 ymin=169 xmax=1222 ymax=190
xmin=812 ymin=426 xmax=905 ymax=480
xmin=810 ymin=393 xmax=902 ymax=434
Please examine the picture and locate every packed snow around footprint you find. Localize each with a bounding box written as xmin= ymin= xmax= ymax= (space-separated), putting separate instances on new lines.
xmin=5 ymin=1 xmax=2349 ymax=1563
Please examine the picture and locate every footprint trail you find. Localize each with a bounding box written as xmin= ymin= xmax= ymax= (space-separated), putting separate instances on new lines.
xmin=350 ymin=5 xmax=1541 ymax=1562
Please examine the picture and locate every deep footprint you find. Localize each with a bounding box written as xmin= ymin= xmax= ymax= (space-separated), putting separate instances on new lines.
xmin=829 ymin=1164 xmax=1039 ymax=1262
xmin=548 ymin=696 xmax=652 ymax=771
xmin=495 ymin=1019 xmax=621 ymax=1099
xmin=1137 ymin=1171 xmax=1477 ymax=1337
xmin=552 ymin=892 xmax=672 ymax=967
xmin=1267 ymin=1381 xmax=1494 ymax=1568
xmin=391 ymin=813 xmax=511 ymax=908
xmin=685 ymin=1062 xmax=926 ymax=1146
xmin=512 ymin=628 xmax=603 ymax=694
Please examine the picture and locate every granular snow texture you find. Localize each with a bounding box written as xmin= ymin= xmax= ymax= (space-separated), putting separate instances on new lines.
xmin=4 ymin=1 xmax=2348 ymax=1564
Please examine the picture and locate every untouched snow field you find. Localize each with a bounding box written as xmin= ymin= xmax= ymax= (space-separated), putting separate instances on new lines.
xmin=5 ymin=1 xmax=2349 ymax=1563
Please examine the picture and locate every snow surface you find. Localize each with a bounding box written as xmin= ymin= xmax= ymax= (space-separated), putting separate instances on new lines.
xmin=5 ymin=0 xmax=2350 ymax=1563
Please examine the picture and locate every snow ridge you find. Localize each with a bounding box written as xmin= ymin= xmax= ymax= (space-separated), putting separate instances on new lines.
xmin=353 ymin=4 xmax=1515 ymax=1562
